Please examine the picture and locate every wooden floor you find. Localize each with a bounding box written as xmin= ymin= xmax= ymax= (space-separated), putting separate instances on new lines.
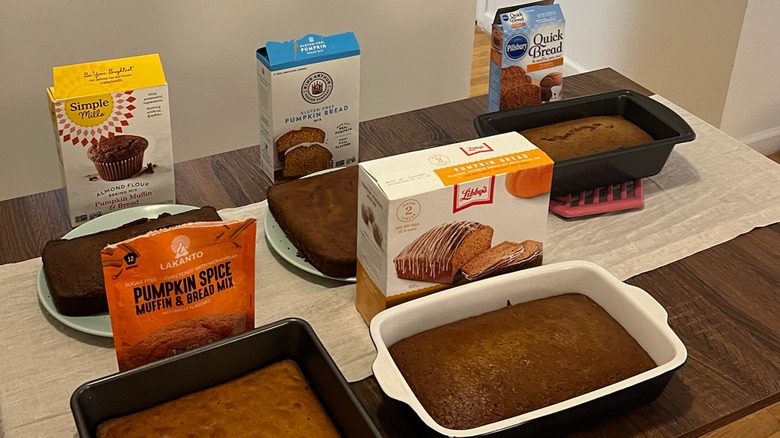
xmin=469 ymin=26 xmax=780 ymax=438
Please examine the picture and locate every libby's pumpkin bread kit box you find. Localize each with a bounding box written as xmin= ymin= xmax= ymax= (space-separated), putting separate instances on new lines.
xmin=488 ymin=3 xmax=565 ymax=111
xmin=47 ymin=54 xmax=175 ymax=227
xmin=355 ymin=132 xmax=553 ymax=323
xmin=256 ymin=32 xmax=360 ymax=184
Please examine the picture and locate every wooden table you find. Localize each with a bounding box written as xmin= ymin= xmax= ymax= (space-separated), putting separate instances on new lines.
xmin=1 ymin=68 xmax=778 ymax=437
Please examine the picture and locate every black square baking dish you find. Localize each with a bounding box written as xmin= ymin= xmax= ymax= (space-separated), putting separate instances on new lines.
xmin=474 ymin=89 xmax=696 ymax=196
xmin=71 ymin=318 xmax=381 ymax=438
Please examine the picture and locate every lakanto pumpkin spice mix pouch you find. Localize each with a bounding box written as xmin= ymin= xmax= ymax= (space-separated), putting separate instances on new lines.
xmin=101 ymin=218 xmax=257 ymax=371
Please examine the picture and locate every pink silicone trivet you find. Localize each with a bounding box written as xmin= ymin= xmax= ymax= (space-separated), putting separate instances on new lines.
xmin=549 ymin=179 xmax=644 ymax=218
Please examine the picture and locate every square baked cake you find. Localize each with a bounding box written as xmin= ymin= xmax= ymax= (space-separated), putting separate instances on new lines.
xmin=266 ymin=166 xmax=358 ymax=278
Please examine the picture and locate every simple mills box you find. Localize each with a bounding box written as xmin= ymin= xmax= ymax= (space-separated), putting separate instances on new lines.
xmin=355 ymin=132 xmax=553 ymax=323
xmin=256 ymin=32 xmax=360 ymax=184
xmin=47 ymin=54 xmax=175 ymax=227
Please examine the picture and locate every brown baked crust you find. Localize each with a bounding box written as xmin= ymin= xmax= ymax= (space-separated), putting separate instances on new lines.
xmin=281 ymin=144 xmax=333 ymax=177
xmin=97 ymin=359 xmax=341 ymax=438
xmin=500 ymin=83 xmax=541 ymax=110
xmin=540 ymin=71 xmax=563 ymax=88
xmin=520 ymin=115 xmax=654 ymax=162
xmin=88 ymin=135 xmax=148 ymax=163
xmin=118 ymin=313 xmax=248 ymax=371
xmin=501 ymin=65 xmax=532 ymax=84
xmin=461 ymin=239 xmax=543 ymax=281
xmin=275 ymin=127 xmax=326 ymax=154
xmin=42 ymin=207 xmax=223 ymax=316
xmin=389 ymin=293 xmax=656 ymax=430
xmin=266 ymin=166 xmax=358 ymax=278
xmin=393 ymin=221 xmax=494 ymax=284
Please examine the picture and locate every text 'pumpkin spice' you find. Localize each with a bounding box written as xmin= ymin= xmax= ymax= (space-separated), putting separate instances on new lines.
xmin=101 ymin=218 xmax=257 ymax=371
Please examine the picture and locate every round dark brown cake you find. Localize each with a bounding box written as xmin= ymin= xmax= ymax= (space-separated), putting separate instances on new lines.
xmin=87 ymin=135 xmax=149 ymax=180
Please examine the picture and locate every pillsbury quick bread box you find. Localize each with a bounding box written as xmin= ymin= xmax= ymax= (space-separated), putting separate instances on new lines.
xmin=355 ymin=132 xmax=554 ymax=323
xmin=47 ymin=54 xmax=175 ymax=227
xmin=489 ymin=3 xmax=565 ymax=111
xmin=256 ymin=32 xmax=360 ymax=184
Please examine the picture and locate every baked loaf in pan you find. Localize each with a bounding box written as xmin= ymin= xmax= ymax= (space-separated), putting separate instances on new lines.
xmin=520 ymin=115 xmax=653 ymax=162
xmin=42 ymin=207 xmax=222 ymax=316
xmin=266 ymin=165 xmax=358 ymax=278
xmin=393 ymin=221 xmax=494 ymax=284
xmin=97 ymin=359 xmax=341 ymax=438
xmin=389 ymin=293 xmax=656 ymax=430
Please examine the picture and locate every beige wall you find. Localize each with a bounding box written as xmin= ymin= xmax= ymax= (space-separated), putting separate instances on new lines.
xmin=557 ymin=0 xmax=780 ymax=155
xmin=0 ymin=1 xmax=476 ymax=201
xmin=720 ymin=0 xmax=780 ymax=154
xmin=556 ymin=0 xmax=748 ymax=128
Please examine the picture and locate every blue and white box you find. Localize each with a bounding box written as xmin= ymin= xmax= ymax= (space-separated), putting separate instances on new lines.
xmin=257 ymin=32 xmax=361 ymax=183
xmin=488 ymin=4 xmax=565 ymax=112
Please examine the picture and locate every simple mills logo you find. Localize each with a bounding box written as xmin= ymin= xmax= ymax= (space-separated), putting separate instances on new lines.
xmin=460 ymin=142 xmax=494 ymax=157
xmin=453 ymin=177 xmax=496 ymax=212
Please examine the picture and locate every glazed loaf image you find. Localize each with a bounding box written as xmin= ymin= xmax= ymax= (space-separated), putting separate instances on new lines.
xmin=393 ymin=221 xmax=494 ymax=284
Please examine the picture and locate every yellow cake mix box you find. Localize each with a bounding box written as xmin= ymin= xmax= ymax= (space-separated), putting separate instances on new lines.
xmin=101 ymin=218 xmax=257 ymax=371
xmin=355 ymin=132 xmax=553 ymax=323
xmin=47 ymin=54 xmax=175 ymax=227
xmin=256 ymin=32 xmax=360 ymax=184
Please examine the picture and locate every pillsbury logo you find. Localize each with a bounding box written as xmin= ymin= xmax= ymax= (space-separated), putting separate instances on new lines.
xmin=505 ymin=35 xmax=528 ymax=60
xmin=460 ymin=142 xmax=494 ymax=156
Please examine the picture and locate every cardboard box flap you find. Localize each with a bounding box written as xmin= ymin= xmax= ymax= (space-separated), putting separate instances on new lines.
xmin=360 ymin=133 xmax=550 ymax=200
xmin=492 ymin=1 xmax=554 ymax=25
xmin=51 ymin=54 xmax=166 ymax=100
xmin=257 ymin=32 xmax=360 ymax=71
xmin=497 ymin=3 xmax=563 ymax=32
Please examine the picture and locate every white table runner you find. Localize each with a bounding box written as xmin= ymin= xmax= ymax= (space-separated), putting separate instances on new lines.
xmin=1 ymin=96 xmax=780 ymax=437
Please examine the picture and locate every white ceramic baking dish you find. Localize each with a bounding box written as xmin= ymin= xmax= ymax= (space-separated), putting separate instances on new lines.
xmin=370 ymin=260 xmax=687 ymax=437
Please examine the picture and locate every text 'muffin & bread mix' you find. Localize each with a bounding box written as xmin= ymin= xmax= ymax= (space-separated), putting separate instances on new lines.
xmin=488 ymin=3 xmax=565 ymax=111
xmin=256 ymin=32 xmax=360 ymax=184
xmin=47 ymin=54 xmax=175 ymax=227
xmin=355 ymin=132 xmax=553 ymax=323
xmin=101 ymin=218 xmax=257 ymax=371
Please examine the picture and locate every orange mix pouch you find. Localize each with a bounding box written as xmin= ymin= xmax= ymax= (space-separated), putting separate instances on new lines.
xmin=101 ymin=218 xmax=257 ymax=372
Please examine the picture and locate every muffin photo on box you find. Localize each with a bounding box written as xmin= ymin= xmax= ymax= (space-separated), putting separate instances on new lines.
xmin=87 ymin=134 xmax=149 ymax=181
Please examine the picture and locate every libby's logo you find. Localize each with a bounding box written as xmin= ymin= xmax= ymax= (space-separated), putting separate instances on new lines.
xmin=453 ymin=177 xmax=495 ymax=212
xmin=160 ymin=235 xmax=204 ymax=270
xmin=460 ymin=142 xmax=494 ymax=156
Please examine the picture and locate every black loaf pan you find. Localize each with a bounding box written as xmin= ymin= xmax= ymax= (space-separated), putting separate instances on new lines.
xmin=474 ymin=89 xmax=696 ymax=196
xmin=71 ymin=318 xmax=381 ymax=438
